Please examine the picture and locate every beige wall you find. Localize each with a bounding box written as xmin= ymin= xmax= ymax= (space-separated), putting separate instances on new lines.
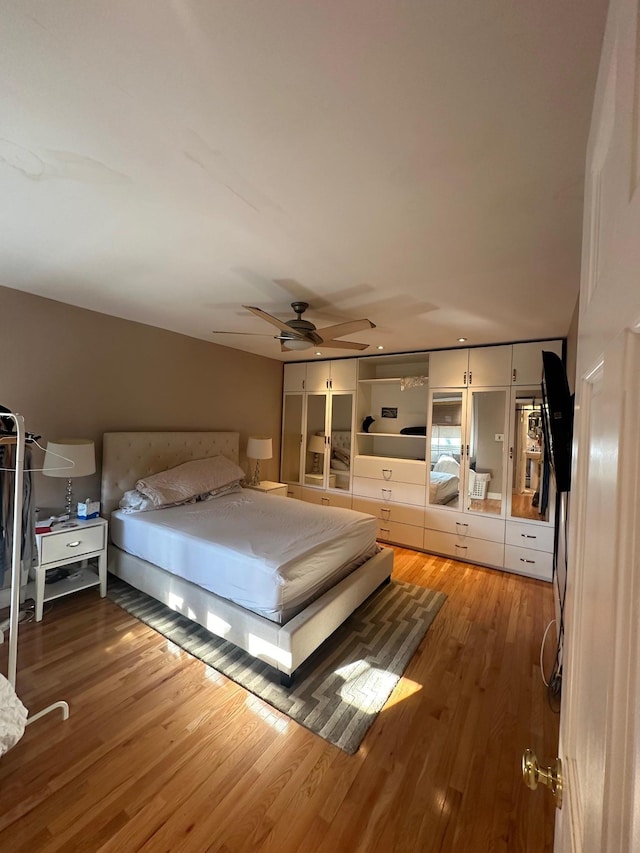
xmin=0 ymin=286 xmax=283 ymax=513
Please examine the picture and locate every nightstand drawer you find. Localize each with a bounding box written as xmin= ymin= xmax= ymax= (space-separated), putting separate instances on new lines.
xmin=39 ymin=524 xmax=106 ymax=565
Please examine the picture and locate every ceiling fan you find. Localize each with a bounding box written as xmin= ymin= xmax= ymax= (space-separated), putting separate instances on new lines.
xmin=212 ymin=302 xmax=376 ymax=351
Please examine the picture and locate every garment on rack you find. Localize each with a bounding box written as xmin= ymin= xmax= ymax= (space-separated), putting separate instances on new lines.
xmin=0 ymin=446 xmax=37 ymax=587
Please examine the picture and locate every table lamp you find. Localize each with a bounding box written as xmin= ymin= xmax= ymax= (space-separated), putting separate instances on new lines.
xmin=43 ymin=438 xmax=96 ymax=516
xmin=246 ymin=436 xmax=272 ymax=486
xmin=307 ymin=434 xmax=326 ymax=474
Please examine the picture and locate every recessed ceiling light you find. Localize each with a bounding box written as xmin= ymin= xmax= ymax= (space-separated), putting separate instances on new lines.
xmin=377 ymin=345 xmax=384 ymax=350
xmin=457 ymin=337 xmax=467 ymax=342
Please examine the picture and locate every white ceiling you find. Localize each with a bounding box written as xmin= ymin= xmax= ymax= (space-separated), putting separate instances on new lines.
xmin=1 ymin=1 xmax=608 ymax=361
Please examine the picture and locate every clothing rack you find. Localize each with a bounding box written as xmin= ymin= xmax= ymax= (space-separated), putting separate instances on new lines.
xmin=1 ymin=412 xmax=69 ymax=725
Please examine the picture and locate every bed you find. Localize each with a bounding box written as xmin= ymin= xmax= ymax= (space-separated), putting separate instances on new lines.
xmin=429 ymin=455 xmax=460 ymax=505
xmin=101 ymin=432 xmax=393 ymax=685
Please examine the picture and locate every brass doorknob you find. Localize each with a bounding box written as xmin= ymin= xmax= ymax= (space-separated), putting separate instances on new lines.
xmin=522 ymin=748 xmax=563 ymax=809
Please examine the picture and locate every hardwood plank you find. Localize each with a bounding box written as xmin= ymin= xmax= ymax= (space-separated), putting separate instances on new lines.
xmin=0 ymin=549 xmax=560 ymax=851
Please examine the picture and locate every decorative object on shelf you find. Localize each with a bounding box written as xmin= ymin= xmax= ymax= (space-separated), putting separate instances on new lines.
xmin=246 ymin=436 xmax=272 ymax=486
xmin=307 ymin=434 xmax=325 ymax=474
xmin=400 ymin=375 xmax=427 ymax=391
xmin=362 ymin=415 xmax=375 ymax=433
xmin=381 ymin=407 xmax=398 ymax=419
xmin=400 ymin=426 xmax=427 ymax=436
xmin=43 ymin=438 xmax=96 ymax=517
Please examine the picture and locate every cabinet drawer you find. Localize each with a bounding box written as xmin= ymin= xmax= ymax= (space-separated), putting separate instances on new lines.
xmin=301 ymin=488 xmax=352 ymax=509
xmin=39 ymin=524 xmax=106 ymax=565
xmin=285 ymin=484 xmax=303 ymax=500
xmin=423 ymin=529 xmax=504 ymax=568
xmin=352 ymin=477 xmax=426 ymax=506
xmin=504 ymin=545 xmax=553 ymax=581
xmin=376 ymin=520 xmax=424 ymax=550
xmin=505 ymin=521 xmax=554 ymax=553
xmin=423 ymin=507 xmax=505 ymax=543
xmin=353 ymin=456 xmax=426 ymax=485
xmin=352 ymin=497 xmax=424 ymax=527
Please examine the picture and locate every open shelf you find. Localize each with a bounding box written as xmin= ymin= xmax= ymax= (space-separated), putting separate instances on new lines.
xmin=43 ymin=566 xmax=100 ymax=603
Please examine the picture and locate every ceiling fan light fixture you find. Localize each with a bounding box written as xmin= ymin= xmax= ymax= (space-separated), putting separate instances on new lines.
xmin=282 ymin=338 xmax=314 ymax=351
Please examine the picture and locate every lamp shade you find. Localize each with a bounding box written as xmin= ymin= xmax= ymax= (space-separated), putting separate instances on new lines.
xmin=282 ymin=338 xmax=313 ymax=351
xmin=246 ymin=436 xmax=272 ymax=460
xmin=307 ymin=435 xmax=326 ymax=455
xmin=43 ymin=439 xmax=96 ymax=478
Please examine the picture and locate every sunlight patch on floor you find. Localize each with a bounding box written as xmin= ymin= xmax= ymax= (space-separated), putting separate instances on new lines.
xmin=335 ymin=659 xmax=421 ymax=710
xmin=245 ymin=694 xmax=289 ymax=734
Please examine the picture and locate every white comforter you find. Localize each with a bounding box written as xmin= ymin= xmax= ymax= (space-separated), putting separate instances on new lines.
xmin=110 ymin=489 xmax=378 ymax=623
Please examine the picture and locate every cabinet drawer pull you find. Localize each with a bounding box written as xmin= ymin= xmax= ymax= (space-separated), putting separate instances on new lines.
xmin=455 ymin=522 xmax=469 ymax=527
xmin=520 ymin=558 xmax=536 ymax=564
xmin=381 ymin=488 xmax=392 ymax=498
xmin=380 ymin=508 xmax=391 ymax=519
xmin=380 ymin=527 xmax=391 ymax=534
xmin=521 ymin=534 xmax=537 ymax=539
xmin=468 ymin=370 xmax=472 ymax=385
xmin=66 ymin=541 xmax=82 ymax=548
xmin=381 ymin=468 xmax=393 ymax=478
xmin=455 ymin=544 xmax=468 ymax=550
xmin=512 ymin=368 xmax=517 ymax=383
xmin=321 ymin=497 xmax=329 ymax=505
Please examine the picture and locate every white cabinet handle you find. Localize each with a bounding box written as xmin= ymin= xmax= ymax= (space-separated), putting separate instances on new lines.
xmin=66 ymin=541 xmax=82 ymax=548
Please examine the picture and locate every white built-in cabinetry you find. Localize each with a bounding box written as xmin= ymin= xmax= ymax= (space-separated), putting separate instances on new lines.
xmin=281 ymin=340 xmax=563 ymax=580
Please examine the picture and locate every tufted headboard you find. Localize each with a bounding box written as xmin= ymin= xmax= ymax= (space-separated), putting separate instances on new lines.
xmin=101 ymin=431 xmax=240 ymax=517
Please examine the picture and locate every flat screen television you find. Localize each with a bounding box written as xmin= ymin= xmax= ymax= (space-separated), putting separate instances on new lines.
xmin=541 ymin=351 xmax=573 ymax=492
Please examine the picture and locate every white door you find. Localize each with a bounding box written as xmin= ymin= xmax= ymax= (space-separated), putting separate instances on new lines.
xmin=555 ymin=2 xmax=640 ymax=849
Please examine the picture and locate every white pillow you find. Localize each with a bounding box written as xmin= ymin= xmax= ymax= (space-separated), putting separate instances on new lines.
xmin=136 ymin=455 xmax=245 ymax=508
xmin=433 ymin=455 xmax=460 ymax=476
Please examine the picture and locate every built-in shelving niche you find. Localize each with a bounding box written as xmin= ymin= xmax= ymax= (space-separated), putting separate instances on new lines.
xmin=356 ymin=355 xmax=429 ymax=461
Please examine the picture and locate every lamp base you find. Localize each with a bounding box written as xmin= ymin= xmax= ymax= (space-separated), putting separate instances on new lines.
xmin=249 ymin=460 xmax=261 ymax=487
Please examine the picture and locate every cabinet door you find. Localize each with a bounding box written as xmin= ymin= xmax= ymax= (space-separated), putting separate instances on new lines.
xmin=511 ymin=340 xmax=563 ymax=386
xmin=304 ymin=393 xmax=328 ymax=483
xmin=304 ymin=361 xmax=330 ymax=392
xmin=329 ymin=359 xmax=357 ymax=391
xmin=328 ymin=391 xmax=354 ymax=491
xmin=506 ymin=385 xmax=555 ymax=524
xmin=283 ymin=362 xmax=307 ymax=392
xmin=428 ymin=349 xmax=469 ymax=387
xmin=465 ymin=388 xmax=509 ymax=518
xmin=427 ymin=389 xmax=465 ymax=510
xmin=468 ymin=345 xmax=512 ymax=387
xmin=281 ymin=393 xmax=304 ymax=484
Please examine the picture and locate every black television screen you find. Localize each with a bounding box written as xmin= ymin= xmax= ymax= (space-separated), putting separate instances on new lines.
xmin=541 ymin=351 xmax=573 ymax=492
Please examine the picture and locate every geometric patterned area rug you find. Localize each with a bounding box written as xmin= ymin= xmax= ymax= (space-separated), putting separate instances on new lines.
xmin=107 ymin=578 xmax=446 ymax=754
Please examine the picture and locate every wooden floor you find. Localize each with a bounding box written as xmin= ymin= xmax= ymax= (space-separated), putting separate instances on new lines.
xmin=0 ymin=548 xmax=559 ymax=852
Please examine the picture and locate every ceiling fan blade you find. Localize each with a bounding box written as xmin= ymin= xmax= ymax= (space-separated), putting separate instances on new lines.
xmin=212 ymin=330 xmax=279 ymax=337
xmin=319 ymin=339 xmax=371 ymax=350
xmin=315 ymin=318 xmax=375 ymax=341
xmin=243 ymin=305 xmax=306 ymax=338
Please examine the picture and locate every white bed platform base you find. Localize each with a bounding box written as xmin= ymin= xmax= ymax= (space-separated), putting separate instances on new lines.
xmin=101 ymin=431 xmax=394 ymax=684
xmin=109 ymin=544 xmax=393 ymax=681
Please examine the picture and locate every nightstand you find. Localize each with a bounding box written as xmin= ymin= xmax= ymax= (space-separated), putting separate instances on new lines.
xmin=34 ymin=517 xmax=108 ymax=621
xmin=245 ymin=481 xmax=288 ymax=497
xmin=304 ymin=473 xmax=337 ymax=488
